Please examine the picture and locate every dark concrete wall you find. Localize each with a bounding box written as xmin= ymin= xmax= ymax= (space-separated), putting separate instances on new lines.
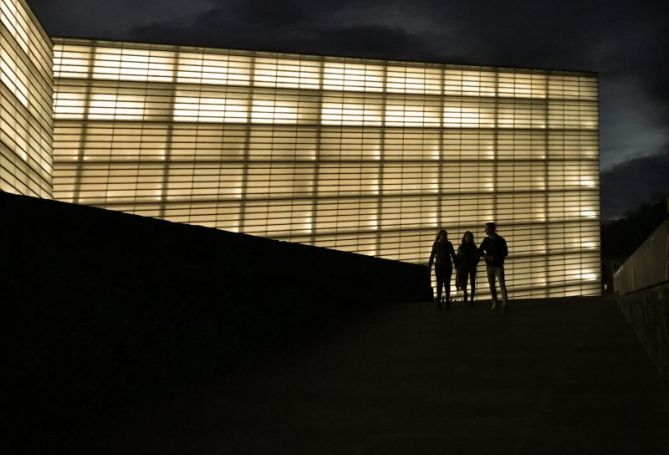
xmin=616 ymin=283 xmax=669 ymax=386
xmin=613 ymin=217 xmax=669 ymax=387
xmin=613 ymin=218 xmax=668 ymax=295
xmin=2 ymin=192 xmax=431 ymax=452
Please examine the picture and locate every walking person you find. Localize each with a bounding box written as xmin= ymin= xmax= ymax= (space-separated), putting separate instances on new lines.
xmin=456 ymin=231 xmax=479 ymax=305
xmin=478 ymin=222 xmax=509 ymax=310
xmin=428 ymin=229 xmax=457 ymax=309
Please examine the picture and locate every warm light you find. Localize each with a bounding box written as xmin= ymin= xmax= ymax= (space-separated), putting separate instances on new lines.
xmin=177 ymin=52 xmax=251 ymax=85
xmin=53 ymin=45 xmax=89 ymax=78
xmin=1 ymin=0 xmax=29 ymax=52
xmin=386 ymin=66 xmax=441 ymax=94
xmin=580 ymin=177 xmax=595 ymax=187
xmin=43 ymin=38 xmax=601 ymax=301
xmin=385 ymin=102 xmax=440 ymax=127
xmin=321 ymin=100 xmax=383 ymax=126
xmin=89 ymin=93 xmax=145 ymax=120
xmin=254 ymin=57 xmax=320 ymax=89
xmin=251 ymin=99 xmax=299 ymax=124
xmin=322 ymin=62 xmax=384 ymax=92
xmin=0 ymin=49 xmax=28 ymax=106
xmin=53 ymin=92 xmax=86 ymax=118
xmin=173 ymin=95 xmax=248 ymax=123
xmin=92 ymin=47 xmax=175 ymax=82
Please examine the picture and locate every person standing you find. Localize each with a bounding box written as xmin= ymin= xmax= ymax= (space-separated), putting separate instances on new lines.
xmin=428 ymin=229 xmax=457 ymax=309
xmin=478 ymin=222 xmax=509 ymax=310
xmin=456 ymin=231 xmax=479 ymax=305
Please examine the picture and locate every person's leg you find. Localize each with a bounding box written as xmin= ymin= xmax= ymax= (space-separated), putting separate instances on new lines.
xmin=445 ymin=267 xmax=452 ymax=307
xmin=460 ymin=270 xmax=469 ymax=303
xmin=497 ymin=266 xmax=508 ymax=307
xmin=486 ymin=266 xmax=498 ymax=309
xmin=470 ymin=270 xmax=477 ymax=303
xmin=435 ymin=265 xmax=443 ymax=307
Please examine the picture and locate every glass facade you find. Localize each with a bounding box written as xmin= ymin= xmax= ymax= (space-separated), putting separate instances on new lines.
xmin=50 ymin=38 xmax=600 ymax=299
xmin=0 ymin=0 xmax=52 ymax=197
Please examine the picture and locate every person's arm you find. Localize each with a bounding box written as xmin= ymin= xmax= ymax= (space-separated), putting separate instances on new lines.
xmin=479 ymin=238 xmax=492 ymax=262
xmin=449 ymin=243 xmax=457 ymax=266
xmin=501 ymin=237 xmax=508 ymax=259
xmin=473 ymin=244 xmax=481 ymax=264
xmin=478 ymin=239 xmax=487 ymax=257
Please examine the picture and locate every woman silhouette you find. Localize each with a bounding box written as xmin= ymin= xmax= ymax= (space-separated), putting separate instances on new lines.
xmin=428 ymin=229 xmax=457 ymax=309
xmin=456 ymin=231 xmax=479 ymax=305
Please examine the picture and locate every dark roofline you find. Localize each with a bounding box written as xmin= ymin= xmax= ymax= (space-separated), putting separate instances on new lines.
xmin=51 ymin=35 xmax=598 ymax=78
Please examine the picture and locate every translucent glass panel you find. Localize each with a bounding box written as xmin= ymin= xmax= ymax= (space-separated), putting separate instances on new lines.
xmin=320 ymin=128 xmax=381 ymax=160
xmin=315 ymin=199 xmax=378 ymax=236
xmin=254 ymin=57 xmax=320 ymax=89
xmin=51 ymin=38 xmax=601 ymax=299
xmin=385 ymin=96 xmax=441 ymax=127
xmin=176 ymin=52 xmax=250 ymax=86
xmin=386 ymin=65 xmax=442 ymax=94
xmin=0 ymin=0 xmax=29 ymax=52
xmin=548 ymin=75 xmax=598 ymax=101
xmin=1 ymin=36 xmax=28 ymax=105
xmin=94 ymin=47 xmax=175 ymax=82
xmin=0 ymin=0 xmax=52 ymax=197
xmin=549 ymin=100 xmax=598 ymax=129
xmin=497 ymin=100 xmax=546 ymax=129
xmin=322 ymin=61 xmax=384 ymax=92
xmin=384 ymin=130 xmax=440 ymax=160
xmin=250 ymin=90 xmax=319 ymax=124
xmin=321 ymin=93 xmax=383 ymax=126
xmin=442 ymin=130 xmax=495 ymax=160
xmin=443 ymin=99 xmax=495 ymax=128
xmin=444 ymin=69 xmax=496 ymax=97
xmin=498 ymin=72 xmax=546 ymax=98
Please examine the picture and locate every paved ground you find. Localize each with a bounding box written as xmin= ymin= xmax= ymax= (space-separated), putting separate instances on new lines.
xmin=100 ymin=297 xmax=669 ymax=454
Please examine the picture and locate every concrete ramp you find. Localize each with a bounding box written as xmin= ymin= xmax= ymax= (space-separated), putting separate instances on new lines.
xmin=102 ymin=297 xmax=669 ymax=454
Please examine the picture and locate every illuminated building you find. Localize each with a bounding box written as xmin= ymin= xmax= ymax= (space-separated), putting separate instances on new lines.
xmin=0 ymin=0 xmax=52 ymax=197
xmin=2 ymin=0 xmax=601 ymax=298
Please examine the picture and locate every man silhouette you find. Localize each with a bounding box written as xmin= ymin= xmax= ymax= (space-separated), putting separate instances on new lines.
xmin=479 ymin=222 xmax=508 ymax=310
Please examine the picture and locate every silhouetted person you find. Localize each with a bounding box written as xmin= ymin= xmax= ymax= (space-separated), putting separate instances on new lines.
xmin=428 ymin=229 xmax=457 ymax=309
xmin=456 ymin=231 xmax=479 ymax=305
xmin=479 ymin=222 xmax=508 ymax=310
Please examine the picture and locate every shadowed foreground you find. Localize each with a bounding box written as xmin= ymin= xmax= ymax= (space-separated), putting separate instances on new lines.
xmin=101 ymin=297 xmax=669 ymax=454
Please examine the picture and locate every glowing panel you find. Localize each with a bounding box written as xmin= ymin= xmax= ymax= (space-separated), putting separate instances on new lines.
xmin=321 ymin=94 xmax=383 ymax=126
xmin=254 ymin=57 xmax=320 ymax=89
xmin=92 ymin=47 xmax=175 ymax=82
xmin=322 ymin=62 xmax=384 ymax=92
xmin=53 ymin=45 xmax=90 ymax=78
xmin=89 ymin=93 xmax=145 ymax=120
xmin=50 ymin=38 xmax=601 ymax=299
xmin=177 ymin=52 xmax=251 ymax=86
xmin=386 ymin=65 xmax=442 ymax=94
xmin=173 ymin=91 xmax=248 ymax=123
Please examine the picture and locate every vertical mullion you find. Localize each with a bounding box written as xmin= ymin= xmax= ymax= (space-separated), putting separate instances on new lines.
xmin=310 ymin=56 xmax=325 ymax=246
xmin=72 ymin=45 xmax=96 ymax=203
xmin=238 ymin=53 xmax=256 ymax=233
xmin=375 ymin=64 xmax=388 ymax=257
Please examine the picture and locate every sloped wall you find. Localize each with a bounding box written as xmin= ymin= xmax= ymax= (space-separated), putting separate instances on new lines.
xmin=3 ymin=191 xmax=430 ymax=451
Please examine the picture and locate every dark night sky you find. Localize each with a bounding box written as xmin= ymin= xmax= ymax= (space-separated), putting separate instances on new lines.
xmin=26 ymin=0 xmax=669 ymax=219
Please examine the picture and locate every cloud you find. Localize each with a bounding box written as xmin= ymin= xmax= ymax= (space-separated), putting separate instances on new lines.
xmin=600 ymin=147 xmax=669 ymax=220
xmin=131 ymin=1 xmax=435 ymax=61
xmin=26 ymin=0 xmax=669 ymax=177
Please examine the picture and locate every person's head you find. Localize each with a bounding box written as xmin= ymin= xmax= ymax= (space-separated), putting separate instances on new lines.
xmin=485 ymin=222 xmax=497 ymax=236
xmin=462 ymin=231 xmax=474 ymax=244
xmin=436 ymin=229 xmax=448 ymax=242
